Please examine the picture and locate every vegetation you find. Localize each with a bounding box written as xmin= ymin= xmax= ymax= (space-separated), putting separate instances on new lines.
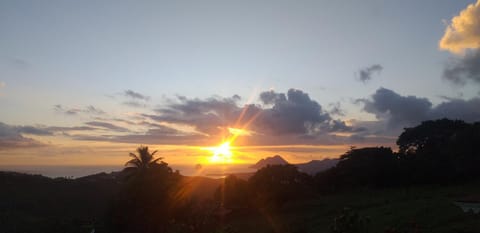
xmin=1 ymin=119 xmax=480 ymax=232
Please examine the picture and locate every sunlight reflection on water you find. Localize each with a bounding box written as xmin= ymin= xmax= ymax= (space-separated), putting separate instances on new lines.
xmin=0 ymin=164 xmax=256 ymax=178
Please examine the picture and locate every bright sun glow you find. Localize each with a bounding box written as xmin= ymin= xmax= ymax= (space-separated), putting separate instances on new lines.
xmin=209 ymin=141 xmax=233 ymax=163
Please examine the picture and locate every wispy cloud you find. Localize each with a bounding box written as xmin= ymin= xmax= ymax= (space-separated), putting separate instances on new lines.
xmin=54 ymin=105 xmax=105 ymax=115
xmin=124 ymin=90 xmax=150 ymax=101
xmin=356 ymin=64 xmax=383 ymax=83
xmin=84 ymin=121 xmax=130 ymax=132
xmin=122 ymin=90 xmax=150 ymax=108
xmin=0 ymin=122 xmax=47 ymax=149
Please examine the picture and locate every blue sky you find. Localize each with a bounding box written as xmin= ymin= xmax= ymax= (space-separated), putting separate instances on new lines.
xmin=1 ymin=0 xmax=480 ymax=166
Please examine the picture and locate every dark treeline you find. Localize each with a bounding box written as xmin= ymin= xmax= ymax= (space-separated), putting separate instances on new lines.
xmin=1 ymin=118 xmax=480 ymax=233
xmin=316 ymin=118 xmax=480 ymax=191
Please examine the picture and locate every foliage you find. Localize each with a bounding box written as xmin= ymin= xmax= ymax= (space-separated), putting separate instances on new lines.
xmin=331 ymin=208 xmax=370 ymax=233
xmin=397 ymin=119 xmax=480 ymax=183
xmin=315 ymin=147 xmax=400 ymax=190
xmin=215 ymin=175 xmax=251 ymax=209
xmin=249 ymin=164 xmax=312 ymax=208
xmin=107 ymin=146 xmax=183 ymax=233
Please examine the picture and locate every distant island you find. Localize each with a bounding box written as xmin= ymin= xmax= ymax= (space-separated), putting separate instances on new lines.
xmin=250 ymin=154 xmax=339 ymax=175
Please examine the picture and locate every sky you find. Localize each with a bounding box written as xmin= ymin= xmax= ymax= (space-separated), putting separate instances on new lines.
xmin=1 ymin=0 xmax=480 ymax=168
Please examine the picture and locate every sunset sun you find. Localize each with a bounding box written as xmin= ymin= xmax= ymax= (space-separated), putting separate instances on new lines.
xmin=209 ymin=141 xmax=234 ymax=163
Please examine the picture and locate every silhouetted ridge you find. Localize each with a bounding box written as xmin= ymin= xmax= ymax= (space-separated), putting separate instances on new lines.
xmin=296 ymin=159 xmax=339 ymax=175
xmin=250 ymin=155 xmax=289 ymax=169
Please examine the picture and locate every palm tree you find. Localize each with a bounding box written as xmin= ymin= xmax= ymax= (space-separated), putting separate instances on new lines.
xmin=125 ymin=146 xmax=163 ymax=173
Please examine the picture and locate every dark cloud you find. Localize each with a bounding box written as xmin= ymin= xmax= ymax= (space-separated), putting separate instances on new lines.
xmin=259 ymin=90 xmax=286 ymax=105
xmin=443 ymin=50 xmax=480 ymax=85
xmin=151 ymin=95 xmax=241 ymax=135
xmin=144 ymin=89 xmax=357 ymax=142
xmin=431 ymin=97 xmax=480 ymax=122
xmin=0 ymin=122 xmax=46 ymax=149
xmin=256 ymin=89 xmax=337 ymax=135
xmin=357 ymin=64 xmax=383 ymax=83
xmin=54 ymin=105 xmax=105 ymax=115
xmin=358 ymin=87 xmax=480 ymax=129
xmin=84 ymin=121 xmax=129 ymax=132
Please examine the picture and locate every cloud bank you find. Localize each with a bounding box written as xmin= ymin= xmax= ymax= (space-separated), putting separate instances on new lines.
xmin=358 ymin=87 xmax=480 ymax=130
xmin=0 ymin=122 xmax=47 ymax=149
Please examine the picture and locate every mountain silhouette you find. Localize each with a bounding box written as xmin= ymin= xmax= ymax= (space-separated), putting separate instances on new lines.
xmin=250 ymin=155 xmax=339 ymax=175
xmin=249 ymin=155 xmax=289 ymax=169
xmin=296 ymin=159 xmax=338 ymax=175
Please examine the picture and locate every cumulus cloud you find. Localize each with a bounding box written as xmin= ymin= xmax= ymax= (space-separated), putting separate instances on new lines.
xmin=141 ymin=89 xmax=358 ymax=146
xmin=439 ymin=1 xmax=480 ymax=85
xmin=356 ymin=64 xmax=383 ymax=83
xmin=256 ymin=89 xmax=340 ymax=135
xmin=358 ymin=87 xmax=480 ymax=129
xmin=439 ymin=0 xmax=480 ymax=54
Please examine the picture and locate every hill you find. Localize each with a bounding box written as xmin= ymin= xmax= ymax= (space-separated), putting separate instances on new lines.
xmin=250 ymin=155 xmax=339 ymax=175
xmin=296 ymin=158 xmax=339 ymax=175
xmin=249 ymin=155 xmax=288 ymax=169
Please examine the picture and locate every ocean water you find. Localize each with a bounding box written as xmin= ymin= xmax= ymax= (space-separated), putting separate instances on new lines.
xmin=0 ymin=164 xmax=256 ymax=178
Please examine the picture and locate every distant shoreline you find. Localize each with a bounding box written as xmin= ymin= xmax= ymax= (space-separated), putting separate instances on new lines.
xmin=0 ymin=164 xmax=256 ymax=179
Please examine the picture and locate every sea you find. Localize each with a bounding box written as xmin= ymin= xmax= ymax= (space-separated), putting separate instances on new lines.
xmin=0 ymin=164 xmax=256 ymax=179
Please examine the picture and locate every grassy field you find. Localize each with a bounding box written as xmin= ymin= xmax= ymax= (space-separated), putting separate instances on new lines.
xmin=221 ymin=182 xmax=480 ymax=233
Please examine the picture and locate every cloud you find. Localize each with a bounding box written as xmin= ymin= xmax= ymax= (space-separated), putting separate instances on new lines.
xmin=256 ymin=89 xmax=343 ymax=135
xmin=15 ymin=126 xmax=53 ymax=136
xmin=150 ymin=95 xmax=242 ymax=135
xmin=149 ymin=89 xmax=353 ymax=137
xmin=123 ymin=101 xmax=147 ymax=108
xmin=122 ymin=90 xmax=150 ymax=108
xmin=443 ymin=49 xmax=480 ymax=85
xmin=54 ymin=105 xmax=105 ymax=115
xmin=329 ymin=102 xmax=345 ymax=116
xmin=124 ymin=90 xmax=150 ymax=101
xmin=358 ymin=87 xmax=480 ymax=130
xmin=0 ymin=82 xmax=5 ymax=88
xmin=84 ymin=121 xmax=129 ymax=132
xmin=439 ymin=0 xmax=480 ymax=54
xmin=356 ymin=64 xmax=383 ymax=83
xmin=0 ymin=122 xmax=47 ymax=149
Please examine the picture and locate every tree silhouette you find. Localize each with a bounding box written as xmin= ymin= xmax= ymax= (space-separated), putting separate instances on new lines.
xmin=108 ymin=146 xmax=181 ymax=233
xmin=249 ymin=164 xmax=312 ymax=208
xmin=397 ymin=119 xmax=480 ymax=182
xmin=125 ymin=146 xmax=163 ymax=171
